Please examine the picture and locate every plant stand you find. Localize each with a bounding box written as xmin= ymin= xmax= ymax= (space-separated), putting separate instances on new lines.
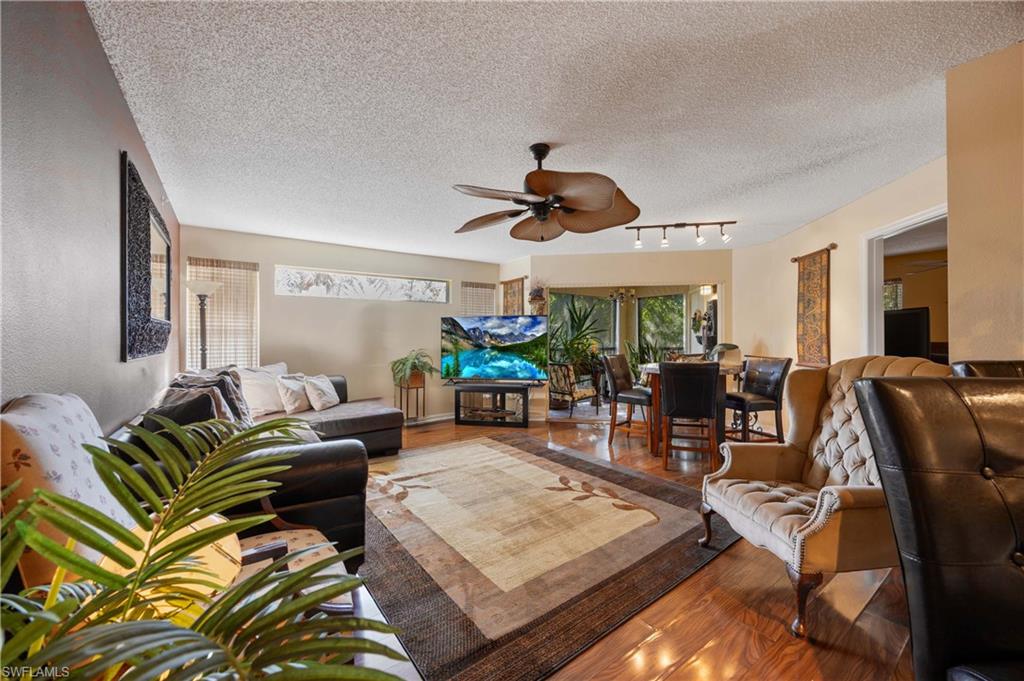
xmin=394 ymin=372 xmax=426 ymax=421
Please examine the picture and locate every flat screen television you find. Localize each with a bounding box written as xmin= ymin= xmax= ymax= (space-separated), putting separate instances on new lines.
xmin=441 ymin=315 xmax=548 ymax=380
xmin=885 ymin=307 xmax=930 ymax=358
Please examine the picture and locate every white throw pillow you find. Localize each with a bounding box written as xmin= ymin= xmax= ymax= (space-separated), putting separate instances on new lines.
xmin=261 ymin=362 xmax=288 ymax=376
xmin=304 ymin=374 xmax=341 ymax=411
xmin=276 ymin=373 xmax=311 ymax=414
xmin=237 ymin=367 xmax=287 ymax=416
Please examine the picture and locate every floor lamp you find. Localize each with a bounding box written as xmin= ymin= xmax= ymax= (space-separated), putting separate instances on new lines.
xmin=186 ymin=280 xmax=222 ymax=370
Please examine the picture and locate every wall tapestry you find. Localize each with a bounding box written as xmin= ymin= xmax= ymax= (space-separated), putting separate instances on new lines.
xmin=274 ymin=265 xmax=449 ymax=303
xmin=502 ymin=277 xmax=525 ymax=315
xmin=794 ymin=245 xmax=834 ymax=367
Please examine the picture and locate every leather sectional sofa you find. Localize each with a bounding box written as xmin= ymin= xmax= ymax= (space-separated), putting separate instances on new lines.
xmin=254 ymin=376 xmax=404 ymax=458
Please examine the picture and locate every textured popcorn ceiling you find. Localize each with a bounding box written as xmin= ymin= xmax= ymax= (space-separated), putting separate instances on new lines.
xmin=86 ymin=2 xmax=1023 ymax=263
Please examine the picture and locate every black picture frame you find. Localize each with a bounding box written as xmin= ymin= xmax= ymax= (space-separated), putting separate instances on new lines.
xmin=120 ymin=151 xmax=172 ymax=361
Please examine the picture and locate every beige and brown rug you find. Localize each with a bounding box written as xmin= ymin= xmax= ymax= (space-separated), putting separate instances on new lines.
xmin=360 ymin=433 xmax=738 ymax=681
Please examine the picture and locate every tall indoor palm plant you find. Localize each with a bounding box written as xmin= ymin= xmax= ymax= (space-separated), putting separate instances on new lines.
xmin=0 ymin=416 xmax=404 ymax=679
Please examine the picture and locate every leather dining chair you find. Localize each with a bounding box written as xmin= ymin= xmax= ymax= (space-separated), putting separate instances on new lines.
xmin=725 ymin=355 xmax=792 ymax=442
xmin=658 ymin=361 xmax=720 ymax=470
xmin=856 ymin=376 xmax=1024 ymax=681
xmin=601 ymin=354 xmax=652 ymax=446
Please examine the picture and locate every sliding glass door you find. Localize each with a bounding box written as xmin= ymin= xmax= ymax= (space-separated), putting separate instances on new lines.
xmin=548 ymin=292 xmax=618 ymax=355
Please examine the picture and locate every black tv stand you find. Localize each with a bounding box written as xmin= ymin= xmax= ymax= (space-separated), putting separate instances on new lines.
xmin=454 ymin=382 xmax=531 ymax=428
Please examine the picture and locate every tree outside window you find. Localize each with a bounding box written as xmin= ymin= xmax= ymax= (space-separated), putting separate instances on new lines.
xmin=637 ymin=294 xmax=687 ymax=355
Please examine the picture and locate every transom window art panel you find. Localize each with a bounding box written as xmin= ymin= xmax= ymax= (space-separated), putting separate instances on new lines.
xmin=275 ymin=265 xmax=450 ymax=304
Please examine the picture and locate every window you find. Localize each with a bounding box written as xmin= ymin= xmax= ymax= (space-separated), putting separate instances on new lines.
xmin=460 ymin=281 xmax=496 ymax=315
xmin=548 ymin=293 xmax=617 ymax=353
xmin=274 ymin=265 xmax=449 ymax=303
xmin=883 ymin=279 xmax=903 ymax=311
xmin=637 ymin=295 xmax=688 ymax=355
xmin=186 ymin=257 xmax=260 ymax=369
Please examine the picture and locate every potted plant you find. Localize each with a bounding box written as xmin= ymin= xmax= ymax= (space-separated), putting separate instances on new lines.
xmin=390 ymin=348 xmax=439 ymax=388
xmin=0 ymin=418 xmax=404 ymax=677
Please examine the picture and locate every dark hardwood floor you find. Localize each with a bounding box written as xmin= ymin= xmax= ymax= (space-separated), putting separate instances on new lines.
xmin=366 ymin=419 xmax=912 ymax=681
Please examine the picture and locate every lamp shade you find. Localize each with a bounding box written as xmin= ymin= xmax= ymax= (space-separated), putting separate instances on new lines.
xmin=186 ymin=280 xmax=223 ymax=297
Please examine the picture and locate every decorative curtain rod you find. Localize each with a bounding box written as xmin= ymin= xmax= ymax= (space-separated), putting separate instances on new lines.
xmin=791 ymin=242 xmax=838 ymax=263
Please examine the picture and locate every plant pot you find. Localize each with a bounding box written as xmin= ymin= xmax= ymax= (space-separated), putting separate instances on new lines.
xmin=400 ymin=370 xmax=426 ymax=389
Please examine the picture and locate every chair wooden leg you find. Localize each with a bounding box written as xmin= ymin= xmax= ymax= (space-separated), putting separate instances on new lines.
xmin=775 ymin=407 xmax=785 ymax=443
xmin=607 ymin=400 xmax=618 ymax=445
xmin=662 ymin=418 xmax=671 ymax=470
xmin=626 ymin=404 xmax=634 ymax=439
xmin=741 ymin=407 xmax=750 ymax=441
xmin=569 ymin=399 xmax=575 ymax=418
xmin=698 ymin=502 xmax=714 ymax=547
xmin=786 ymin=565 xmax=823 ymax=639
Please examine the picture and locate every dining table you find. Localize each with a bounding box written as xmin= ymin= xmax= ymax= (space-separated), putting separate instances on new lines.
xmin=640 ymin=362 xmax=742 ymax=457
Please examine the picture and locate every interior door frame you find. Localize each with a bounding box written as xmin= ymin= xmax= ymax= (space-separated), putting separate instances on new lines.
xmin=861 ymin=203 xmax=947 ymax=355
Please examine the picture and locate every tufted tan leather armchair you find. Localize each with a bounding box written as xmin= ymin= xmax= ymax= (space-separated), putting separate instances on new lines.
xmin=698 ymin=356 xmax=950 ymax=638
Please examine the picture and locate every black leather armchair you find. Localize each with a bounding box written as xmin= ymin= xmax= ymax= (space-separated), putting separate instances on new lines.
xmin=951 ymin=360 xmax=1024 ymax=378
xmin=855 ymin=377 xmax=1024 ymax=681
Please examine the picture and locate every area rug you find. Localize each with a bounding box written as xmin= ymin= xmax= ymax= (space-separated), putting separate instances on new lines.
xmin=360 ymin=433 xmax=738 ymax=681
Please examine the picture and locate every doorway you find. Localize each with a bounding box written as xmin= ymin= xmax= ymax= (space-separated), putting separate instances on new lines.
xmin=865 ymin=212 xmax=949 ymax=363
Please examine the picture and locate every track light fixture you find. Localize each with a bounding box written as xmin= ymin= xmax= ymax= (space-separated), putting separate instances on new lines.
xmin=623 ymin=220 xmax=737 ymax=248
xmin=720 ymin=224 xmax=732 ymax=244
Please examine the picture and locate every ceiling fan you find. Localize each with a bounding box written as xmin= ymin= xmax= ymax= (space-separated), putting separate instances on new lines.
xmin=453 ymin=143 xmax=640 ymax=242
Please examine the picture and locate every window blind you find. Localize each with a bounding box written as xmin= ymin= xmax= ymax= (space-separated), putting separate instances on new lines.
xmin=461 ymin=281 xmax=496 ymax=315
xmin=186 ymin=257 xmax=260 ymax=369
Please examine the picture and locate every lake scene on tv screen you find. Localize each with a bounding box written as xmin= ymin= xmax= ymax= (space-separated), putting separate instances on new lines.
xmin=441 ymin=316 xmax=548 ymax=380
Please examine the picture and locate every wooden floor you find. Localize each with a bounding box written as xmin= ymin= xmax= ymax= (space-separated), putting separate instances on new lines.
xmin=365 ymin=419 xmax=912 ymax=681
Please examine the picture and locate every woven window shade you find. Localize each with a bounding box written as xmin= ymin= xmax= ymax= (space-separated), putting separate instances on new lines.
xmin=186 ymin=257 xmax=260 ymax=369
xmin=461 ymin=281 xmax=496 ymax=315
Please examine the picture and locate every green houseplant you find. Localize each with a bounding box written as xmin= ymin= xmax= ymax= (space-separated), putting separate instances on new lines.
xmin=390 ymin=349 xmax=439 ymax=388
xmin=0 ymin=417 xmax=405 ymax=679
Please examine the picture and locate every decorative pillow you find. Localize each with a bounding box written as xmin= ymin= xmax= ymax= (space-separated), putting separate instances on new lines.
xmin=237 ymin=366 xmax=287 ymax=416
xmin=276 ymin=374 xmax=311 ymax=414
xmin=145 ymin=390 xmax=222 ymax=430
xmin=260 ymin=362 xmax=288 ymax=376
xmin=170 ymin=373 xmax=253 ymax=426
xmin=0 ymin=393 xmax=136 ymax=586
xmin=304 ymin=375 xmax=341 ymax=412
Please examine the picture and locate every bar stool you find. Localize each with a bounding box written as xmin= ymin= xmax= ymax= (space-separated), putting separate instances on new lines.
xmin=600 ymin=354 xmax=652 ymax=446
xmin=725 ymin=356 xmax=792 ymax=443
xmin=658 ymin=361 xmax=720 ymax=470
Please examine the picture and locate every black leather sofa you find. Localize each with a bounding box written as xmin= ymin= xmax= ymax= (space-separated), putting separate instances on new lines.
xmin=256 ymin=376 xmax=404 ymax=458
xmin=111 ymin=420 xmax=369 ymax=570
xmin=855 ymin=376 xmax=1024 ymax=681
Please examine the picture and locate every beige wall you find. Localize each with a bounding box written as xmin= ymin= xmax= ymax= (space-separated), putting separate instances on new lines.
xmin=1 ymin=2 xmax=181 ymax=433
xmin=947 ymin=43 xmax=1024 ymax=360
xmin=883 ymin=249 xmax=949 ymax=343
xmin=180 ymin=227 xmax=499 ymax=418
xmin=732 ymin=158 xmax=948 ymax=362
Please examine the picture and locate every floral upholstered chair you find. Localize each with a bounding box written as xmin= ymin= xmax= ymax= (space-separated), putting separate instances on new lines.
xmin=698 ymin=356 xmax=951 ymax=638
xmin=548 ymin=363 xmax=597 ymax=417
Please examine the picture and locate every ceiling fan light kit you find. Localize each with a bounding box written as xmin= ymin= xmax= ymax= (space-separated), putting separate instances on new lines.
xmin=454 ymin=143 xmax=640 ymax=242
